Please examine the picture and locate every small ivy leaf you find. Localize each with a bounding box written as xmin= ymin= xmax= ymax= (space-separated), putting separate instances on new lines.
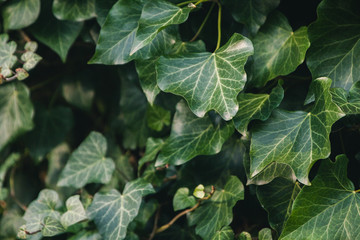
xmin=330 ymin=81 xmax=360 ymax=115
xmin=138 ymin=138 xmax=165 ymax=172
xmin=248 ymin=11 xmax=310 ymax=88
xmin=42 ymin=216 xmax=65 ymax=237
xmin=307 ymin=0 xmax=360 ymax=90
xmin=87 ymin=179 xmax=155 ymax=240
xmin=157 ymin=33 xmax=254 ymax=120
xmin=233 ymin=83 xmax=284 ymax=135
xmin=0 ymin=153 xmax=21 ymax=201
xmin=17 ymin=225 xmax=27 ymax=239
xmin=155 ymin=100 xmax=234 ymax=167
xmin=259 ymin=228 xmax=273 ymax=240
xmin=280 ymin=156 xmax=360 ymax=239
xmin=193 ymin=184 xmax=205 ymax=199
xmin=189 ymin=176 xmax=244 ymax=239
xmin=24 ymin=41 xmax=38 ymax=52
xmin=130 ymin=0 xmax=192 ymax=55
xmin=173 ymin=188 xmax=196 ymax=211
xmin=15 ymin=68 xmax=29 ymax=81
xmin=238 ymin=232 xmax=252 ymax=240
xmin=0 ymin=34 xmax=17 ymax=69
xmin=57 ymin=131 xmax=115 ymax=188
xmin=52 ymin=0 xmax=96 ymax=22
xmin=60 ymin=195 xmax=87 ymax=229
xmin=1 ymin=0 xmax=40 ymax=30
xmin=22 ymin=53 xmax=42 ymax=71
xmin=211 ymin=226 xmax=234 ymax=240
xmin=250 ymin=77 xmax=344 ymax=185
xmin=146 ymin=104 xmax=171 ymax=131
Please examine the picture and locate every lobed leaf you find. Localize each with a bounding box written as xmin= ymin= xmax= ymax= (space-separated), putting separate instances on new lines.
xmin=53 ymin=0 xmax=96 ymax=22
xmin=1 ymin=0 xmax=40 ymax=30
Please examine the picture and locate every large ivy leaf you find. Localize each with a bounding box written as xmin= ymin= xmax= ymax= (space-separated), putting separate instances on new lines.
xmin=223 ymin=0 xmax=280 ymax=36
xmin=157 ymin=33 xmax=253 ymax=120
xmin=0 ymin=34 xmax=17 ymax=69
xmin=24 ymin=106 xmax=73 ymax=162
xmin=0 ymin=82 xmax=34 ymax=152
xmin=257 ymin=178 xmax=301 ymax=233
xmin=57 ymin=131 xmax=115 ymax=188
xmin=211 ymin=226 xmax=234 ymax=240
xmin=60 ymin=195 xmax=87 ymax=228
xmin=188 ymin=176 xmax=244 ymax=239
xmin=53 ymin=0 xmax=96 ymax=21
xmin=87 ymin=179 xmax=155 ymax=240
xmin=1 ymin=0 xmax=40 ymax=30
xmin=331 ymin=81 xmax=360 ymax=115
xmin=249 ymin=12 xmax=310 ymax=88
xmin=155 ymin=100 xmax=234 ymax=167
xmin=233 ymin=83 xmax=284 ymax=135
xmin=69 ymin=230 xmax=102 ymax=240
xmin=130 ymin=0 xmax=191 ymax=55
xmin=280 ymin=156 xmax=360 ymax=239
xmin=0 ymin=153 xmax=20 ymax=200
xmin=250 ymin=77 xmax=344 ymax=184
xmin=306 ymin=0 xmax=360 ymax=90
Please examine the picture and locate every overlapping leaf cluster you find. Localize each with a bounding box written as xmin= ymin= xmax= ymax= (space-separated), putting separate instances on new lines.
xmin=0 ymin=0 xmax=360 ymax=240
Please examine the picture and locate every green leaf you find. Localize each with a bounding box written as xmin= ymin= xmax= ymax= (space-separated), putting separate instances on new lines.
xmin=146 ymin=104 xmax=171 ymax=131
xmin=259 ymin=228 xmax=273 ymax=240
xmin=23 ymin=189 xmax=62 ymax=233
xmin=30 ymin=1 xmax=83 ymax=62
xmin=250 ymin=77 xmax=344 ymax=184
xmin=130 ymin=0 xmax=192 ymax=55
xmin=87 ymin=179 xmax=155 ymax=240
xmin=155 ymin=100 xmax=234 ymax=167
xmin=306 ymin=0 xmax=360 ymax=90
xmin=1 ymin=0 xmax=40 ymax=30
xmin=157 ymin=33 xmax=253 ymax=120
xmin=57 ymin=131 xmax=115 ymax=188
xmin=211 ymin=226 xmax=234 ymax=240
xmin=249 ymin=12 xmax=310 ymax=88
xmin=0 ymin=82 xmax=34 ymax=152
xmin=95 ymin=0 xmax=117 ymax=26
xmin=224 ymin=0 xmax=280 ymax=36
xmin=0 ymin=153 xmax=21 ymax=200
xmin=280 ymin=156 xmax=360 ymax=239
xmin=257 ymin=178 xmax=301 ymax=233
xmin=173 ymin=187 xmax=196 ymax=211
xmin=24 ymin=105 xmax=74 ymax=162
xmin=0 ymin=34 xmax=17 ymax=69
xmin=193 ymin=184 xmax=205 ymax=199
xmin=42 ymin=216 xmax=65 ymax=237
xmin=238 ymin=232 xmax=252 ymax=240
xmin=189 ymin=176 xmax=244 ymax=239
xmin=69 ymin=230 xmax=102 ymax=240
xmin=138 ymin=138 xmax=165 ymax=171
xmin=233 ymin=83 xmax=284 ymax=135
xmin=60 ymin=195 xmax=87 ymax=229
xmin=331 ymin=81 xmax=360 ymax=115
xmin=53 ymin=0 xmax=96 ymax=21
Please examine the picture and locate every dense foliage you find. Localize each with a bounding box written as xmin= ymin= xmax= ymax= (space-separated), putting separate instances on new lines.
xmin=0 ymin=0 xmax=360 ymax=239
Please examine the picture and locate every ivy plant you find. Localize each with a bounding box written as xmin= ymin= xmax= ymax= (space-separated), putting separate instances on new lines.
xmin=0 ymin=0 xmax=360 ymax=239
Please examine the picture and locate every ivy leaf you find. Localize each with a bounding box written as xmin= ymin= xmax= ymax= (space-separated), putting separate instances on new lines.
xmin=250 ymin=77 xmax=344 ymax=184
xmin=60 ymin=195 xmax=87 ymax=229
xmin=24 ymin=105 xmax=74 ymax=162
xmin=0 ymin=34 xmax=17 ymax=69
xmin=238 ymin=232 xmax=252 ymax=240
xmin=331 ymin=81 xmax=360 ymax=115
xmin=211 ymin=226 xmax=234 ymax=240
xmin=306 ymin=0 xmax=360 ymax=90
xmin=57 ymin=131 xmax=115 ymax=188
xmin=87 ymin=179 xmax=155 ymax=240
xmin=173 ymin=188 xmax=196 ymax=211
xmin=257 ymin=178 xmax=301 ymax=233
xmin=138 ymin=138 xmax=165 ymax=171
xmin=68 ymin=230 xmax=102 ymax=240
xmin=130 ymin=0 xmax=191 ymax=55
xmin=280 ymin=156 xmax=360 ymax=239
xmin=188 ymin=176 xmax=244 ymax=239
xmin=0 ymin=82 xmax=34 ymax=152
xmin=233 ymin=83 xmax=284 ymax=135
xmin=146 ymin=104 xmax=171 ymax=131
xmin=259 ymin=228 xmax=273 ymax=240
xmin=155 ymin=100 xmax=234 ymax=167
xmin=95 ymin=0 xmax=117 ymax=26
xmin=23 ymin=189 xmax=62 ymax=233
xmin=0 ymin=153 xmax=21 ymax=200
xmin=223 ymin=0 xmax=280 ymax=36
xmin=249 ymin=12 xmax=310 ymax=88
xmin=1 ymin=0 xmax=40 ymax=30
xmin=42 ymin=217 xmax=65 ymax=237
xmin=53 ymin=0 xmax=96 ymax=22
xmin=157 ymin=33 xmax=253 ymax=120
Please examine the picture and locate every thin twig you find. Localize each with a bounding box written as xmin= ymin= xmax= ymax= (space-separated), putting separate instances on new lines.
xmin=190 ymin=2 xmax=215 ymax=42
xmin=18 ymin=30 xmax=31 ymax=42
xmin=149 ymin=207 xmax=161 ymax=240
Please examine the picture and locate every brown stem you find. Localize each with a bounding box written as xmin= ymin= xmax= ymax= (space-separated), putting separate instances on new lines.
xmin=148 ymin=208 xmax=161 ymax=240
xmin=19 ymin=30 xmax=31 ymax=42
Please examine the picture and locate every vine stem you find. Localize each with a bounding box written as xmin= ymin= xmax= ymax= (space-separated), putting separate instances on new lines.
xmin=155 ymin=186 xmax=215 ymax=234
xmin=190 ymin=2 xmax=215 ymax=42
xmin=215 ymin=1 xmax=222 ymax=51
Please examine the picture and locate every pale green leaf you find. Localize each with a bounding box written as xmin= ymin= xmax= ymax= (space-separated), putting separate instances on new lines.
xmin=250 ymin=77 xmax=344 ymax=184
xmin=0 ymin=34 xmax=17 ymax=69
xmin=0 ymin=82 xmax=34 ymax=152
xmin=138 ymin=138 xmax=165 ymax=171
xmin=193 ymin=184 xmax=205 ymax=199
xmin=280 ymin=156 xmax=360 ymax=240
xmin=0 ymin=153 xmax=21 ymax=200
xmin=238 ymin=232 xmax=252 ymax=240
xmin=69 ymin=230 xmax=102 ymax=240
xmin=53 ymin=0 xmax=96 ymax=21
xmin=130 ymin=0 xmax=191 ymax=55
xmin=60 ymin=195 xmax=87 ymax=228
xmin=57 ymin=131 xmax=115 ymax=188
xmin=87 ymin=179 xmax=155 ymax=240
xmin=1 ymin=0 xmax=40 ymax=30
xmin=155 ymin=100 xmax=234 ymax=167
xmin=42 ymin=217 xmax=65 ymax=237
xmin=157 ymin=33 xmax=253 ymax=120
xmin=257 ymin=178 xmax=301 ymax=233
xmin=211 ymin=226 xmax=234 ymax=240
xmin=146 ymin=104 xmax=171 ymax=131
xmin=259 ymin=228 xmax=273 ymax=240
xmin=95 ymin=0 xmax=117 ymax=26
xmin=189 ymin=176 xmax=244 ymax=239
xmin=173 ymin=188 xmax=196 ymax=211
xmin=330 ymin=81 xmax=360 ymax=115
xmin=307 ymin=0 xmax=360 ymax=90
xmin=249 ymin=12 xmax=310 ymax=88
xmin=233 ymin=83 xmax=284 ymax=135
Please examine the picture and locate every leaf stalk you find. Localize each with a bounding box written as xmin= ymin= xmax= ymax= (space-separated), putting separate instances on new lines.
xmin=190 ymin=2 xmax=215 ymax=42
